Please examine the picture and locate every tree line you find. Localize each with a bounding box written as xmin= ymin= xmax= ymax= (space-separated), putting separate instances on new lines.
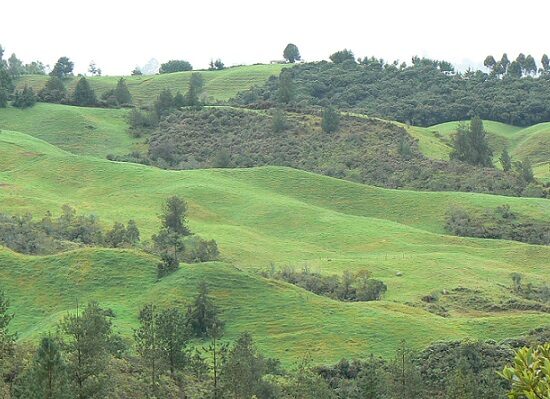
xmin=0 ymin=287 xmax=548 ymax=398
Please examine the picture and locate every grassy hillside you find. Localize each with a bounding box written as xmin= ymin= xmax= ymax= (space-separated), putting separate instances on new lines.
xmin=0 ymin=103 xmax=137 ymax=157
xmin=16 ymin=64 xmax=285 ymax=106
xmin=1 ymin=130 xmax=549 ymax=363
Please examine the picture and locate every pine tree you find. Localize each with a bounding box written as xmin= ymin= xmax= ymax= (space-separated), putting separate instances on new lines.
xmin=187 ymin=282 xmax=223 ymax=338
xmin=499 ymin=148 xmax=512 ymax=171
xmin=272 ymin=108 xmax=287 ymax=133
xmin=450 ymin=117 xmax=492 ymax=167
xmin=277 ymin=70 xmax=294 ymax=103
xmin=60 ymin=301 xmax=112 ymax=399
xmin=156 ymin=307 xmax=189 ymax=377
xmin=134 ymin=304 xmax=161 ymax=396
xmin=321 ymin=106 xmax=340 ymax=133
xmin=72 ymin=77 xmax=97 ymax=106
xmin=185 ymin=72 xmax=204 ymax=107
xmin=114 ymin=78 xmax=132 ymax=105
xmin=22 ymin=335 xmax=70 ymax=399
xmin=39 ymin=76 xmax=67 ymax=103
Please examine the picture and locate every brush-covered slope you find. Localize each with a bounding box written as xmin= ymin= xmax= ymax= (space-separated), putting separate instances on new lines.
xmin=16 ymin=64 xmax=285 ymax=106
xmin=0 ymin=129 xmax=549 ymax=363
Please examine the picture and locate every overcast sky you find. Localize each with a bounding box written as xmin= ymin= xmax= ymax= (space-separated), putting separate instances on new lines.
xmin=2 ymin=0 xmax=550 ymax=75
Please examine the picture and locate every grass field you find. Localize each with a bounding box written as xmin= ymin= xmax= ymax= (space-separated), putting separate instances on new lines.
xmin=0 ymin=103 xmax=137 ymax=157
xmin=16 ymin=64 xmax=286 ymax=106
xmin=0 ymin=129 xmax=549 ymax=363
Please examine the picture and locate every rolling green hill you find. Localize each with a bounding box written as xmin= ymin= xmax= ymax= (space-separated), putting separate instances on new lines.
xmin=0 ymin=102 xmax=137 ymax=157
xmin=1 ymin=129 xmax=549 ymax=363
xmin=16 ymin=64 xmax=285 ymax=106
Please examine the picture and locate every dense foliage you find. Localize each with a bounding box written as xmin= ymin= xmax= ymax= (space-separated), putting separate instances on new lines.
xmin=144 ymin=107 xmax=538 ymax=197
xmin=0 ymin=206 xmax=140 ymax=255
xmin=159 ymin=60 xmax=193 ymax=74
xmin=235 ymin=57 xmax=550 ymax=126
xmin=261 ymin=266 xmax=387 ymax=302
xmin=3 ymin=284 xmax=547 ymax=399
xmin=445 ymin=204 xmax=550 ymax=245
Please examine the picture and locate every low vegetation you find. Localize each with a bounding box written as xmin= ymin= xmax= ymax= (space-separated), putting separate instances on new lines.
xmin=261 ymin=266 xmax=387 ymax=302
xmin=445 ymin=204 xmax=550 ymax=245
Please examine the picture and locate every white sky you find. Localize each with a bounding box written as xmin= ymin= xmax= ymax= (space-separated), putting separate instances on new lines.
xmin=2 ymin=0 xmax=550 ymax=75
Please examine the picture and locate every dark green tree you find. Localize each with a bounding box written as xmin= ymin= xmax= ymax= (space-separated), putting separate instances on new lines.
xmin=450 ymin=117 xmax=492 ymax=167
xmin=220 ymin=332 xmax=273 ymax=399
xmin=272 ymin=108 xmax=288 ymax=132
xmin=330 ymin=49 xmax=355 ymax=64
xmin=203 ymin=321 xmax=227 ymax=399
xmin=114 ymin=78 xmax=132 ymax=105
xmin=283 ymin=43 xmax=301 ymax=63
xmin=541 ymin=54 xmax=550 ymax=73
xmin=156 ymin=307 xmax=189 ymax=377
xmin=524 ymin=55 xmax=537 ymax=75
xmin=321 ymin=106 xmax=340 ymax=133
xmin=185 ymin=72 xmax=204 ymax=107
xmin=12 ymin=85 xmax=37 ymax=108
xmin=159 ymin=60 xmax=193 ymax=74
xmin=160 ymin=195 xmax=191 ymax=236
xmin=507 ymin=61 xmax=522 ymax=78
xmin=7 ymin=53 xmax=24 ymax=79
xmin=283 ymin=356 xmax=334 ymax=399
xmin=187 ymin=282 xmax=224 ymax=338
xmin=277 ymin=70 xmax=294 ymax=103
xmin=20 ymin=335 xmax=70 ymax=399
xmin=125 ymin=219 xmax=140 ymax=244
xmin=39 ymin=76 xmax=67 ymax=103
xmin=134 ymin=304 xmax=161 ymax=396
xmin=50 ymin=57 xmax=74 ymax=79
xmin=483 ymin=55 xmax=496 ymax=71
xmin=515 ymin=159 xmax=534 ymax=183
xmin=499 ymin=148 xmax=512 ymax=172
xmin=0 ymin=46 xmax=14 ymax=107
xmin=387 ymin=341 xmax=424 ymax=399
xmin=154 ymin=88 xmax=175 ymax=118
xmin=60 ymin=301 xmax=113 ymax=399
xmin=105 ymin=222 xmax=127 ymax=248
xmin=0 ymin=288 xmax=15 ymax=357
xmin=72 ymin=77 xmax=97 ymax=106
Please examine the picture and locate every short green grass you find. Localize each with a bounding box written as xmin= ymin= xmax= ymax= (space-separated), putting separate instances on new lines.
xmin=0 ymin=130 xmax=549 ymax=363
xmin=16 ymin=64 xmax=285 ymax=106
xmin=0 ymin=103 xmax=138 ymax=157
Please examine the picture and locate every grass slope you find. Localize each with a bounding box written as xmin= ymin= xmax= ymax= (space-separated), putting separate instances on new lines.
xmin=0 ymin=103 xmax=138 ymax=157
xmin=0 ymin=130 xmax=549 ymax=362
xmin=16 ymin=64 xmax=285 ymax=106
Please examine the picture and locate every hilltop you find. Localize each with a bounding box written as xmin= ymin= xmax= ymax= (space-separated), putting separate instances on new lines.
xmin=16 ymin=64 xmax=285 ymax=106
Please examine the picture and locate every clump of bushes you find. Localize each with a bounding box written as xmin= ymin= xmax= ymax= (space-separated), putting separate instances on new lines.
xmin=0 ymin=205 xmax=140 ymax=255
xmin=261 ymin=266 xmax=387 ymax=301
xmin=445 ymin=204 xmax=550 ymax=245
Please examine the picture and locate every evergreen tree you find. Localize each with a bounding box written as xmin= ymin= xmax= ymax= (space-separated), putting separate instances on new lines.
xmin=154 ymin=88 xmax=174 ymax=119
xmin=21 ymin=335 xmax=70 ymax=399
xmin=50 ymin=57 xmax=74 ymax=79
xmin=0 ymin=46 xmax=14 ymax=107
xmin=7 ymin=53 xmax=24 ymax=79
xmin=156 ymin=307 xmax=189 ymax=377
xmin=134 ymin=304 xmax=161 ymax=396
xmin=277 ymin=70 xmax=294 ymax=103
xmin=450 ymin=117 xmax=492 ymax=167
xmin=515 ymin=159 xmax=534 ymax=183
xmin=39 ymin=76 xmax=67 ymax=103
xmin=174 ymin=91 xmax=185 ymax=108
xmin=72 ymin=77 xmax=97 ymax=106
xmin=271 ymin=108 xmax=287 ymax=132
xmin=60 ymin=301 xmax=113 ymax=399
xmin=114 ymin=78 xmax=132 ymax=105
xmin=125 ymin=219 xmax=140 ymax=244
xmin=185 ymin=72 xmax=204 ymax=107
xmin=187 ymin=282 xmax=224 ymax=338
xmin=283 ymin=356 xmax=334 ymax=399
xmin=387 ymin=341 xmax=424 ymax=399
xmin=12 ymin=85 xmax=37 ymax=108
xmin=321 ymin=106 xmax=340 ymax=133
xmin=160 ymin=195 xmax=191 ymax=236
xmin=499 ymin=148 xmax=512 ymax=171
xmin=330 ymin=49 xmax=356 ymax=64
xmin=0 ymin=288 xmax=15 ymax=354
xmin=541 ymin=54 xmax=550 ymax=73
xmin=220 ymin=332 xmax=273 ymax=399
xmin=283 ymin=43 xmax=301 ymax=63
